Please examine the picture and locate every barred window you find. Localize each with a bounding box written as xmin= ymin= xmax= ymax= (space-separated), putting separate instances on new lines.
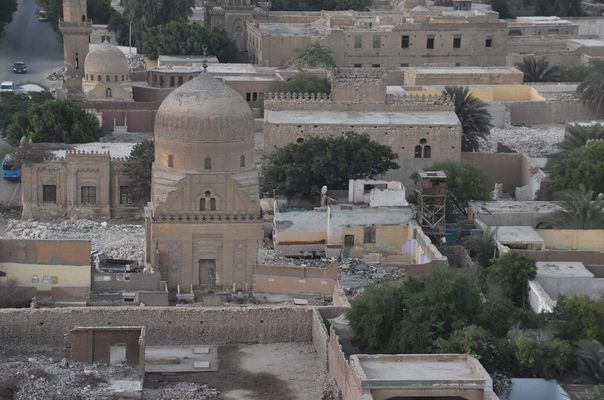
xmin=42 ymin=185 xmax=56 ymax=203
xmin=81 ymin=186 xmax=96 ymax=205
xmin=119 ymin=186 xmax=131 ymax=205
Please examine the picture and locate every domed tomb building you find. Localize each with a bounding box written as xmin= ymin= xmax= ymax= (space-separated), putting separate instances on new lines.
xmin=82 ymin=40 xmax=133 ymax=101
xmin=145 ymin=73 xmax=262 ymax=291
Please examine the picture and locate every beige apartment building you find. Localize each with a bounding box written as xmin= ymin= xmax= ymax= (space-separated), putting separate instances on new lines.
xmin=246 ymin=9 xmax=507 ymax=68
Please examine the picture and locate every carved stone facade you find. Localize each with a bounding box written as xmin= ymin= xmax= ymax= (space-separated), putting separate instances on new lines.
xmin=263 ymin=69 xmax=462 ymax=188
xmin=146 ymin=74 xmax=262 ymax=291
xmin=21 ymin=152 xmax=138 ymax=220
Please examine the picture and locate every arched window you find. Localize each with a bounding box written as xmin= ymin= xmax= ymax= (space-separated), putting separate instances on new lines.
xmin=200 ymin=191 xmax=217 ymax=211
xmin=210 ymin=198 xmax=216 ymax=211
xmin=81 ymin=14 xmax=86 ymax=22
xmin=114 ymin=75 xmax=118 ymax=82
xmin=423 ymin=145 xmax=431 ymax=158
xmin=167 ymin=154 xmax=173 ymax=167
xmin=240 ymin=155 xmax=245 ymax=168
xmin=85 ymin=74 xmax=88 ymax=80
xmin=121 ymin=75 xmax=125 ymax=81
xmin=97 ymin=75 xmax=101 ymax=82
xmin=105 ymin=88 xmax=112 ymax=97
xmin=204 ymin=157 xmax=212 ymax=170
xmin=200 ymin=198 xmax=206 ymax=211
xmin=106 ymin=75 xmax=110 ymax=82
xmin=414 ymin=145 xmax=422 ymax=158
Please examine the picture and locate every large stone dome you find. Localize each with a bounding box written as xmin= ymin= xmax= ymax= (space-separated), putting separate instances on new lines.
xmin=84 ymin=41 xmax=129 ymax=77
xmin=154 ymin=73 xmax=255 ymax=173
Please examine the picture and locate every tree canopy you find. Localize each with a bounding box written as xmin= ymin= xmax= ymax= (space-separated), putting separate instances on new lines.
xmin=280 ymin=72 xmax=331 ymax=94
xmin=125 ymin=140 xmax=154 ymax=204
xmin=578 ymin=59 xmax=604 ymax=114
xmin=287 ymin=43 xmax=336 ymax=69
xmin=539 ymin=185 xmax=604 ymax=229
xmin=490 ymin=252 xmax=537 ymax=308
xmin=0 ymin=0 xmax=17 ymax=36
xmin=271 ymin=0 xmax=370 ymax=11
xmin=546 ymin=143 xmax=604 ymax=194
xmin=424 ymin=162 xmax=490 ymax=221
xmin=123 ymin=0 xmax=194 ymax=43
xmin=142 ymin=22 xmax=236 ymax=62
xmin=443 ymin=86 xmax=492 ymax=152
xmin=3 ymin=99 xmax=102 ymax=145
xmin=516 ymin=56 xmax=562 ymax=83
xmin=262 ymin=132 xmax=399 ymax=198
xmin=0 ymin=92 xmax=54 ymax=133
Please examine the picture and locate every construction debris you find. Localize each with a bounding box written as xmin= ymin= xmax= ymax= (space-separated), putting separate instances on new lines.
xmin=127 ymin=53 xmax=146 ymax=71
xmin=484 ymin=125 xmax=565 ymax=157
xmin=46 ymin=66 xmax=65 ymax=81
xmin=258 ymin=247 xmax=332 ymax=267
xmin=144 ymin=382 xmax=220 ymax=400
xmin=2 ymin=219 xmax=145 ymax=265
xmin=339 ymin=258 xmax=405 ymax=299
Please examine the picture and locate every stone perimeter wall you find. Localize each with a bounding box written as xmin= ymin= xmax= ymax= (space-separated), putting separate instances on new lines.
xmin=0 ymin=306 xmax=312 ymax=352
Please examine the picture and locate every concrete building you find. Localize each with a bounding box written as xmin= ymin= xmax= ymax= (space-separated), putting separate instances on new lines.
xmin=402 ymin=66 xmax=524 ymax=86
xmin=348 ymin=179 xmax=408 ymax=207
xmin=145 ymin=73 xmax=263 ymax=291
xmin=468 ymin=201 xmax=564 ymax=228
xmin=263 ymin=68 xmax=462 ymax=187
xmin=59 ymin=0 xmax=93 ymax=93
xmin=0 ymin=239 xmax=91 ymax=304
xmin=247 ymin=9 xmax=508 ymax=68
xmin=21 ymin=144 xmax=139 ymax=220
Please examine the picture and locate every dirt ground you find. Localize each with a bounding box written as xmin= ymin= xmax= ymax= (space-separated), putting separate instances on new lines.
xmin=145 ymin=343 xmax=327 ymax=400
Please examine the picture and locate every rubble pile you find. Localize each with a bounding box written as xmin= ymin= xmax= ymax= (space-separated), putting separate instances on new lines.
xmin=144 ymin=382 xmax=220 ymax=400
xmin=258 ymin=247 xmax=332 ymax=267
xmin=339 ymin=258 xmax=405 ymax=299
xmin=127 ymin=53 xmax=146 ymax=71
xmin=484 ymin=125 xmax=564 ymax=157
xmin=3 ymin=219 xmax=145 ymax=263
xmin=46 ymin=67 xmax=65 ymax=81
xmin=0 ymin=356 xmax=138 ymax=400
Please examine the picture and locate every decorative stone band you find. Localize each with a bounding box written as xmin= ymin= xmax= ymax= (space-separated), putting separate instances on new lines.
xmin=153 ymin=212 xmax=262 ymax=224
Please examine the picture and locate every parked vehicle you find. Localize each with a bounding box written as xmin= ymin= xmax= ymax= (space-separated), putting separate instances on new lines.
xmin=2 ymin=154 xmax=21 ymax=181
xmin=0 ymin=81 xmax=14 ymax=92
xmin=38 ymin=10 xmax=49 ymax=21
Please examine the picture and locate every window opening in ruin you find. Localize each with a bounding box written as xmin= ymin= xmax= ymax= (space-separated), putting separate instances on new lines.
xmin=240 ymin=155 xmax=246 ymax=167
xmin=427 ymin=35 xmax=435 ymax=49
xmin=453 ymin=34 xmax=461 ymax=48
xmin=363 ymin=225 xmax=376 ymax=244
xmin=204 ymin=157 xmax=212 ymax=170
xmin=485 ymin=37 xmax=492 ymax=47
xmin=106 ymin=75 xmax=110 ymax=82
xmin=80 ymin=186 xmax=96 ymax=205
xmin=423 ymin=145 xmax=431 ymax=158
xmin=210 ymin=198 xmax=216 ymax=211
xmin=354 ymin=36 xmax=362 ymax=48
xmin=401 ymin=35 xmax=410 ymax=48
xmin=373 ymin=35 xmax=381 ymax=48
xmin=105 ymin=88 xmax=112 ymax=97
xmin=42 ymin=185 xmax=56 ymax=204
xmin=414 ymin=145 xmax=422 ymax=158
xmin=200 ymin=198 xmax=206 ymax=211
xmin=119 ymin=186 xmax=131 ymax=205
xmin=167 ymin=154 xmax=173 ymax=167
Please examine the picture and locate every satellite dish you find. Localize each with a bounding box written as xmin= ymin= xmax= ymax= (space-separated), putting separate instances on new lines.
xmin=321 ymin=185 xmax=327 ymax=195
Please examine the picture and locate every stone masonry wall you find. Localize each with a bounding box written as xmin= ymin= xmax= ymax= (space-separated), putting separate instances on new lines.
xmin=0 ymin=306 xmax=312 ymax=352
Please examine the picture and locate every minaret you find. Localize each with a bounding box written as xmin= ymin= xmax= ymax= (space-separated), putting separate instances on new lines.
xmin=59 ymin=0 xmax=92 ymax=92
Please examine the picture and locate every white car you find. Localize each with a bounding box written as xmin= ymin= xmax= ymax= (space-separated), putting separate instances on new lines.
xmin=0 ymin=81 xmax=15 ymax=93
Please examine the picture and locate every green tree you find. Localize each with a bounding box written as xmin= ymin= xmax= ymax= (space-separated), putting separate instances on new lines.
xmin=280 ymin=72 xmax=331 ymax=94
xmin=0 ymin=92 xmax=53 ymax=132
xmin=142 ymin=22 xmax=236 ymax=62
xmin=578 ymin=60 xmax=604 ymax=113
xmin=539 ymin=185 xmax=604 ymax=229
xmin=557 ymin=124 xmax=604 ymax=158
xmin=3 ymin=100 xmax=102 ymax=145
xmin=490 ymin=0 xmax=513 ymax=18
xmin=262 ymin=132 xmax=399 ymax=198
xmin=0 ymin=0 xmax=17 ymax=36
xmin=577 ymin=339 xmax=604 ymax=384
xmin=546 ymin=144 xmax=604 ymax=194
xmin=509 ymin=332 xmax=576 ymax=379
xmin=443 ymin=86 xmax=493 ymax=152
xmin=125 ymin=140 xmax=154 ymax=203
xmin=535 ymin=0 xmax=584 ymax=17
xmin=462 ymin=230 xmax=496 ymax=269
xmin=424 ymin=162 xmax=490 ymax=220
xmin=347 ymin=267 xmax=511 ymax=354
xmin=490 ymin=252 xmax=537 ymax=308
xmin=287 ymin=42 xmax=336 ymax=69
xmin=123 ymin=0 xmax=194 ymax=42
xmin=555 ymin=296 xmax=604 ymax=344
xmin=516 ymin=56 xmax=562 ymax=82
xmin=37 ymin=0 xmax=122 ymax=33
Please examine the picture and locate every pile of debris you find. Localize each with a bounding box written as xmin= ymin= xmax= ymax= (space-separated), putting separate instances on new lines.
xmin=258 ymin=247 xmax=332 ymax=267
xmin=126 ymin=53 xmax=146 ymax=71
xmin=144 ymin=382 xmax=220 ymax=400
xmin=46 ymin=67 xmax=65 ymax=81
xmin=2 ymin=219 xmax=145 ymax=264
xmin=484 ymin=125 xmax=564 ymax=157
xmin=0 ymin=356 xmax=138 ymax=400
xmin=338 ymin=258 xmax=405 ymax=299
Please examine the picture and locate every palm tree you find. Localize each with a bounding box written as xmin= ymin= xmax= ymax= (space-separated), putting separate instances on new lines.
xmin=578 ymin=60 xmax=604 ymax=113
xmin=554 ymin=124 xmax=604 ymax=161
xmin=443 ymin=86 xmax=493 ymax=152
xmin=462 ymin=230 xmax=496 ymax=268
xmin=287 ymin=42 xmax=336 ymax=69
xmin=539 ymin=185 xmax=604 ymax=229
xmin=577 ymin=339 xmax=604 ymax=384
xmin=516 ymin=56 xmax=562 ymax=82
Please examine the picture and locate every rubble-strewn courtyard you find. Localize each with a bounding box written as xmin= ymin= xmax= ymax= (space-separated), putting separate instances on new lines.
xmin=1 ymin=219 xmax=145 ymax=264
xmin=484 ymin=125 xmax=565 ymax=157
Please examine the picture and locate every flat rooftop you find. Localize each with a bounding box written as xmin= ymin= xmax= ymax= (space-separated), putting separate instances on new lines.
xmin=470 ymin=201 xmax=563 ymax=215
xmin=536 ymin=261 xmax=594 ymax=278
xmin=492 ymin=226 xmax=544 ymax=244
xmin=274 ymin=208 xmax=327 ymax=233
xmin=409 ymin=67 xmax=521 ymax=75
xmin=257 ymin=23 xmax=322 ymax=36
xmin=265 ymin=110 xmax=459 ymax=126
xmin=351 ymin=354 xmax=491 ymax=388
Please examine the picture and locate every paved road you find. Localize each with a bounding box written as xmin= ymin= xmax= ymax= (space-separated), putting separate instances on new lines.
xmin=0 ymin=0 xmax=63 ymax=88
